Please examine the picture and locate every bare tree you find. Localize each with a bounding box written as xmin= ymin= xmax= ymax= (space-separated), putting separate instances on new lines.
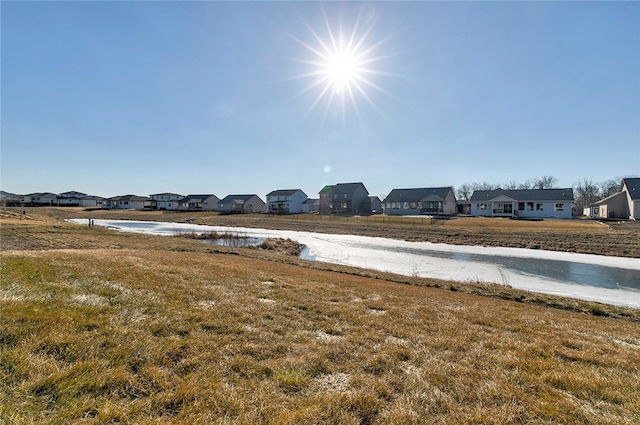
xmin=518 ymin=179 xmax=533 ymax=190
xmin=456 ymin=183 xmax=473 ymax=200
xmin=472 ymin=182 xmax=497 ymax=191
xmin=573 ymin=178 xmax=600 ymax=213
xmin=503 ymin=180 xmax=518 ymax=190
xmin=533 ymin=176 xmax=558 ymax=189
xmin=599 ymin=179 xmax=620 ymax=198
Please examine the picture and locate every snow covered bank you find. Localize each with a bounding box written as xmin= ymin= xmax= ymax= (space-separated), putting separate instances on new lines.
xmin=69 ymin=219 xmax=640 ymax=308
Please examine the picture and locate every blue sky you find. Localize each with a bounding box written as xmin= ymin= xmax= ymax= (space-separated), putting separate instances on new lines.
xmin=2 ymin=1 xmax=639 ymax=199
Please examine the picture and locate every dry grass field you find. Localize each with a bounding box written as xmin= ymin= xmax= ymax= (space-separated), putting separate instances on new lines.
xmin=19 ymin=206 xmax=638 ymax=257
xmin=1 ymin=209 xmax=640 ymax=423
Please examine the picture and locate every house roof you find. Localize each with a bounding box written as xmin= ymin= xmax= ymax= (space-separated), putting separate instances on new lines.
xmin=109 ymin=195 xmax=151 ymax=202
xmin=150 ymin=192 xmax=183 ymax=197
xmin=331 ymin=182 xmax=369 ymax=195
xmin=303 ymin=198 xmax=319 ymax=204
xmin=220 ymin=194 xmax=262 ymax=203
xmin=623 ymin=178 xmax=640 ymax=200
xmin=593 ymin=190 xmax=627 ymax=206
xmin=181 ymin=194 xmax=215 ymax=203
xmin=61 ymin=191 xmax=88 ymax=197
xmin=27 ymin=192 xmax=58 ymax=197
xmin=383 ymin=187 xmax=452 ymax=203
xmin=319 ymin=185 xmax=334 ymax=195
xmin=470 ymin=188 xmax=574 ymax=202
xmin=267 ymin=189 xmax=306 ymax=197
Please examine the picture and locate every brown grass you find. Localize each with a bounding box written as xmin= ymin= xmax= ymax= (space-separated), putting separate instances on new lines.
xmin=12 ymin=206 xmax=638 ymax=257
xmin=1 ymin=209 xmax=640 ymax=423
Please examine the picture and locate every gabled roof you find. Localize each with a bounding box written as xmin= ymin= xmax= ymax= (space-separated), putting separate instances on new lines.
xmin=267 ymin=189 xmax=306 ymax=197
xmin=181 ymin=194 xmax=215 ymax=203
xmin=303 ymin=198 xmax=319 ymax=204
xmin=27 ymin=192 xmax=58 ymax=197
xmin=623 ymin=178 xmax=640 ymax=200
xmin=150 ymin=192 xmax=183 ymax=197
xmin=470 ymin=188 xmax=574 ymax=202
xmin=383 ymin=187 xmax=453 ymax=203
xmin=331 ymin=182 xmax=368 ymax=195
xmin=319 ymin=185 xmax=334 ymax=195
xmin=220 ymin=194 xmax=262 ymax=203
xmin=109 ymin=195 xmax=151 ymax=202
xmin=60 ymin=191 xmax=88 ymax=197
xmin=593 ymin=190 xmax=627 ymax=206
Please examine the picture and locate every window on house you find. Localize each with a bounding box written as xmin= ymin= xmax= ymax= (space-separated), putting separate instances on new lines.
xmin=526 ymin=202 xmax=534 ymax=211
xmin=536 ymin=203 xmax=544 ymax=211
xmin=518 ymin=202 xmax=524 ymax=210
xmin=594 ymin=207 xmax=599 ymax=215
xmin=554 ymin=203 xmax=564 ymax=211
xmin=479 ymin=203 xmax=488 ymax=210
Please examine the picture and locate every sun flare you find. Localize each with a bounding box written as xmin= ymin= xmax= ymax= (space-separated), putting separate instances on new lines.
xmin=288 ymin=7 xmax=392 ymax=121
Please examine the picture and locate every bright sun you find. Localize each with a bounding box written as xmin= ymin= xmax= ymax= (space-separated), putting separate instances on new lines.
xmin=288 ymin=7 xmax=391 ymax=121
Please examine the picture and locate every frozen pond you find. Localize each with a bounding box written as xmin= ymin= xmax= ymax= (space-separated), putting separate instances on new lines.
xmin=69 ymin=219 xmax=640 ymax=308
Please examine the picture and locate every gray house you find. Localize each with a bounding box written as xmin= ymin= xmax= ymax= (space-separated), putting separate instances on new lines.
xmin=319 ymin=182 xmax=371 ymax=215
xmin=178 ymin=194 xmax=219 ymax=211
xmin=470 ymin=188 xmax=574 ymax=219
xmin=383 ymin=187 xmax=456 ymax=216
xmin=266 ymin=189 xmax=307 ymax=214
xmin=218 ymin=194 xmax=266 ymax=213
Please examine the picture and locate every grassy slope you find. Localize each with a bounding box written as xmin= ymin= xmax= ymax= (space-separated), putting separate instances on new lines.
xmin=1 ymin=210 xmax=640 ymax=424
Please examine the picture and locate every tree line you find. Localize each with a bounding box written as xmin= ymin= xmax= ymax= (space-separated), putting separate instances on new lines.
xmin=455 ymin=176 xmax=628 ymax=213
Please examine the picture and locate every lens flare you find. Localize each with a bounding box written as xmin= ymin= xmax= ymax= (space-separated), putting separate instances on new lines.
xmin=287 ymin=7 xmax=393 ymax=122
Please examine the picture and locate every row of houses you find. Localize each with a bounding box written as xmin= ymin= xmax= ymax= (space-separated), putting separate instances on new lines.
xmin=9 ymin=178 xmax=640 ymax=220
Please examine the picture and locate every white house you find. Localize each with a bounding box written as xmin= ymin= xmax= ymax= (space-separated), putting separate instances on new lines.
xmin=178 ymin=194 xmax=220 ymax=211
xmin=383 ymin=187 xmax=457 ymax=216
xmin=104 ymin=195 xmax=152 ymax=210
xmin=470 ymin=188 xmax=574 ymax=219
xmin=266 ymin=189 xmax=307 ymax=214
xmin=218 ymin=194 xmax=266 ymax=213
xmin=57 ymin=191 xmax=88 ymax=206
xmin=584 ymin=178 xmax=640 ymax=220
xmin=150 ymin=193 xmax=184 ymax=211
xmin=79 ymin=196 xmax=105 ymax=208
xmin=24 ymin=192 xmax=58 ymax=206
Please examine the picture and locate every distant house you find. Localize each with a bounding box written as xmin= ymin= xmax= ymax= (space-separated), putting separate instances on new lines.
xmin=470 ymin=188 xmax=574 ymax=219
xmin=57 ymin=191 xmax=88 ymax=206
xmin=301 ymin=198 xmax=320 ymax=213
xmin=178 ymin=194 xmax=220 ymax=212
xmin=319 ymin=182 xmax=371 ymax=215
xmin=150 ymin=193 xmax=184 ymax=211
xmin=24 ymin=192 xmax=58 ymax=206
xmin=266 ymin=189 xmax=307 ymax=214
xmin=79 ymin=196 xmax=105 ymax=208
xmin=104 ymin=195 xmax=152 ymax=210
xmin=383 ymin=187 xmax=456 ymax=216
xmin=218 ymin=194 xmax=265 ymax=213
xmin=584 ymin=178 xmax=640 ymax=220
xmin=369 ymin=196 xmax=382 ymax=214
